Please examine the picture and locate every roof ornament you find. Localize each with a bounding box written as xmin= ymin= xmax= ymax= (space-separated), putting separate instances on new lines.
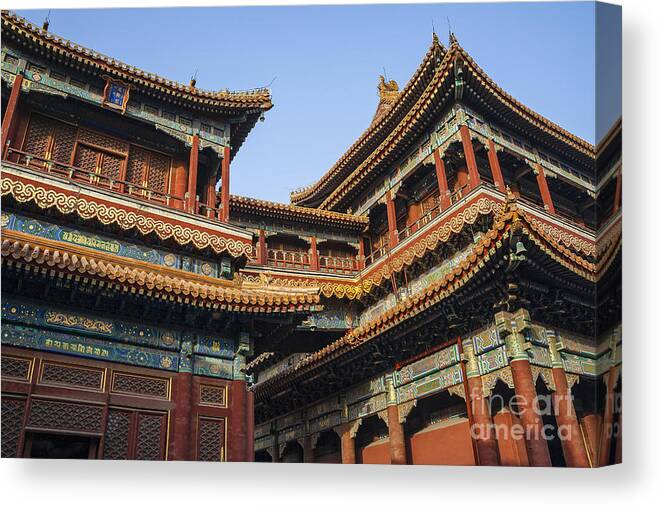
xmin=378 ymin=74 xmax=399 ymax=103
xmin=189 ymin=68 xmax=198 ymax=89
xmin=42 ymin=10 xmax=51 ymax=31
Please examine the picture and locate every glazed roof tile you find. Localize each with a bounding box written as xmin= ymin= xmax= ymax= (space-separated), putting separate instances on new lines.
xmin=1 ymin=11 xmax=273 ymax=112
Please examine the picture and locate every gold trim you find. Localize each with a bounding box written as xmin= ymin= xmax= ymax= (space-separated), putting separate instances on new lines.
xmin=1 ymin=176 xmax=254 ymax=259
xmin=110 ymin=370 xmax=172 ymax=401
xmin=198 ymin=383 xmax=228 ymax=408
xmin=37 ymin=360 xmax=106 ymax=392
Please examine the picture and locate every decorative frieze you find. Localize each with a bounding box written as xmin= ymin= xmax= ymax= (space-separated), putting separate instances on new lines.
xmin=1 ymin=211 xmax=231 ymax=281
xmin=396 ymin=363 xmax=463 ymax=403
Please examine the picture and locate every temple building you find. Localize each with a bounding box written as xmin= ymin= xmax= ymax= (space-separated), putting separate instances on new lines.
xmin=1 ymin=12 xmax=621 ymax=466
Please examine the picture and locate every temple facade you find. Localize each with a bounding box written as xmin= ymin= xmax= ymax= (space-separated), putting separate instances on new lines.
xmin=1 ymin=12 xmax=621 ymax=466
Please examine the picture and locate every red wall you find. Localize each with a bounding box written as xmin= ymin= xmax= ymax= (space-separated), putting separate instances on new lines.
xmin=407 ymin=418 xmax=476 ymax=465
xmin=358 ymin=439 xmax=391 ymax=464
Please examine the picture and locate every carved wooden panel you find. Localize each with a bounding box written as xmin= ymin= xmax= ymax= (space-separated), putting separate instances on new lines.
xmin=147 ymin=151 xmax=171 ymax=195
xmin=99 ymin=152 xmax=124 ymax=181
xmin=134 ymin=412 xmax=167 ymax=460
xmin=21 ymin=114 xmax=77 ymax=166
xmin=103 ymin=409 xmax=132 ymax=460
xmin=50 ymin=121 xmax=77 ymax=164
xmin=111 ymin=372 xmax=170 ymax=399
xmin=27 ymin=399 xmax=104 ymax=435
xmin=126 ymin=146 xmax=149 ymax=186
xmin=39 ymin=362 xmax=105 ymax=391
xmin=197 ymin=416 xmax=226 ymax=462
xmin=77 ymin=128 xmax=129 ymax=155
xmin=73 ymin=144 xmax=99 ymax=173
xmin=102 ymin=408 xmax=168 ymax=460
xmin=21 ymin=114 xmax=52 ymax=159
xmin=1 ymin=356 xmax=32 ymax=381
xmin=1 ymin=396 xmax=26 ymax=458
xmin=199 ymin=384 xmax=227 ymax=407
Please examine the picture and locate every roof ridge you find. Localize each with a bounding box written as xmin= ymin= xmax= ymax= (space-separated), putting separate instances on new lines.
xmin=455 ymin=44 xmax=595 ymax=153
xmin=290 ymin=34 xmax=446 ymax=205
xmin=229 ymin=194 xmax=369 ymax=223
xmin=1 ymin=10 xmax=272 ymax=106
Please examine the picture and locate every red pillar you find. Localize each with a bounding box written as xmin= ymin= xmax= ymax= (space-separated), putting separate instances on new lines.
xmin=206 ymin=166 xmax=217 ymax=219
xmin=534 ymin=164 xmax=556 ymax=214
xmin=509 ymin=359 xmax=552 ymax=467
xmin=220 ymin=146 xmax=231 ymax=222
xmin=460 ymin=125 xmax=481 ymax=189
xmin=487 ymin=140 xmax=506 ymax=191
xmin=385 ymin=375 xmax=407 ymax=464
xmin=187 ymin=135 xmax=199 ymax=213
xmin=257 ymin=229 xmax=267 ymax=265
xmin=613 ymin=171 xmax=622 ymax=213
xmin=229 ymin=379 xmax=248 ymax=462
xmin=171 ymin=372 xmax=193 ymax=460
xmin=461 ymin=338 xmax=500 ymax=465
xmin=310 ymin=236 xmax=320 ymax=271
xmin=581 ymin=413 xmax=601 ymax=466
xmin=246 ymin=389 xmax=255 ymax=462
xmin=551 ymin=368 xmax=590 ymax=467
xmin=303 ymin=435 xmax=314 ymax=463
xmin=340 ymin=424 xmax=356 ymax=464
xmin=171 ymin=159 xmax=188 ymax=210
xmin=598 ymin=366 xmax=619 ymax=466
xmin=433 ymin=149 xmax=451 ymax=210
xmin=357 ymin=237 xmax=365 ymax=270
xmin=386 ymin=190 xmax=398 ymax=249
xmin=2 ymin=74 xmax=23 ymax=159
xmin=493 ymin=409 xmax=530 ymax=466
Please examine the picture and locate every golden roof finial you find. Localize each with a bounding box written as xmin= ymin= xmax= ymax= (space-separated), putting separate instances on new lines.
xmin=378 ymin=75 xmax=399 ymax=103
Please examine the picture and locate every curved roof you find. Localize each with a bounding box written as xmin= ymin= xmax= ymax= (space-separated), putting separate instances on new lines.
xmin=291 ymin=35 xmax=595 ymax=211
xmin=1 ymin=11 xmax=273 ymax=113
xmin=229 ymin=194 xmax=368 ymax=231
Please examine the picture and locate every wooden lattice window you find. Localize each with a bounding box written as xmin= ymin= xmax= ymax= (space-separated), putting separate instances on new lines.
xmin=21 ymin=113 xmax=77 ymax=167
xmin=72 ymin=127 xmax=129 ymax=187
xmin=126 ymin=146 xmax=172 ymax=199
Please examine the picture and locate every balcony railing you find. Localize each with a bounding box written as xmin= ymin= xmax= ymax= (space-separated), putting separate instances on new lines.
xmin=318 ymin=255 xmax=359 ymax=275
xmin=266 ymin=249 xmax=311 ymax=271
xmin=4 ymin=147 xmax=187 ymax=209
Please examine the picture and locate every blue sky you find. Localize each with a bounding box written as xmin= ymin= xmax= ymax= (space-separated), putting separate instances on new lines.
xmin=18 ymin=3 xmax=620 ymax=203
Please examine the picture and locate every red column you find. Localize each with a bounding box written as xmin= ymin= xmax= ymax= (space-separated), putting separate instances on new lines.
xmin=461 ymin=339 xmax=500 ymax=465
xmin=460 ymin=125 xmax=481 ymax=189
xmin=310 ymin=236 xmax=320 ymax=271
xmin=187 ymin=135 xmax=199 ymax=213
xmin=340 ymin=424 xmax=356 ymax=464
xmin=220 ymin=146 xmax=231 ymax=222
xmin=433 ymin=149 xmax=451 ymax=210
xmin=496 ymin=310 xmax=552 ymax=467
xmin=206 ymin=167 xmax=217 ymax=219
xmin=386 ymin=191 xmax=398 ymax=249
xmin=493 ymin=409 xmax=530 ymax=466
xmin=385 ymin=375 xmax=407 ymax=464
xmin=551 ymin=368 xmax=590 ymax=467
xmin=487 ymin=140 xmax=506 ymax=191
xmin=613 ymin=171 xmax=622 ymax=213
xmin=171 ymin=159 xmax=188 ymax=210
xmin=357 ymin=237 xmax=365 ymax=270
xmin=246 ymin=389 xmax=255 ymax=462
xmin=229 ymin=379 xmax=248 ymax=462
xmin=598 ymin=366 xmax=619 ymax=466
xmin=534 ymin=164 xmax=556 ymax=214
xmin=509 ymin=359 xmax=552 ymax=466
xmin=581 ymin=413 xmax=601 ymax=466
xmin=1 ymin=74 xmax=23 ymax=159
xmin=303 ymin=435 xmax=314 ymax=463
xmin=171 ymin=372 xmax=193 ymax=460
xmin=257 ymin=229 xmax=267 ymax=265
